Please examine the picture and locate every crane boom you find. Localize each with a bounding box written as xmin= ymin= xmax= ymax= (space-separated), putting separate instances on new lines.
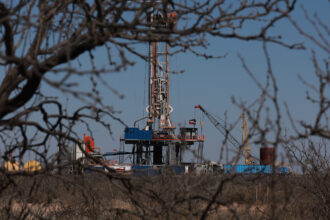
xmin=195 ymin=105 xmax=240 ymax=148
xmin=242 ymin=112 xmax=253 ymax=165
xmin=195 ymin=105 xmax=254 ymax=165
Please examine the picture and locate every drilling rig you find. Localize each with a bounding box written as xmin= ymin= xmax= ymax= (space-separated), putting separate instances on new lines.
xmin=120 ymin=4 xmax=204 ymax=166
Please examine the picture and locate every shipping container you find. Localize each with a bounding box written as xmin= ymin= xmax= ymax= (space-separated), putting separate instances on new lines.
xmin=124 ymin=128 xmax=152 ymax=140
xmin=180 ymin=127 xmax=197 ymax=139
xmin=223 ymin=164 xmax=289 ymax=175
xmin=223 ymin=164 xmax=266 ymax=174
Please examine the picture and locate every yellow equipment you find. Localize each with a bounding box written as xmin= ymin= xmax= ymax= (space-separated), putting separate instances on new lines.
xmin=4 ymin=161 xmax=20 ymax=172
xmin=242 ymin=112 xmax=253 ymax=165
xmin=24 ymin=160 xmax=42 ymax=172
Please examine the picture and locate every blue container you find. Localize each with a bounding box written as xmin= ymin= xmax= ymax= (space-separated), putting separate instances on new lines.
xmin=223 ymin=164 xmax=289 ymax=175
xmin=131 ymin=165 xmax=186 ymax=176
xmin=223 ymin=164 xmax=272 ymax=174
xmin=124 ymin=128 xmax=138 ymax=139
xmin=124 ymin=128 xmax=152 ymax=140
xmin=124 ymin=128 xmax=134 ymax=139
xmin=132 ymin=165 xmax=160 ymax=177
xmin=148 ymin=168 xmax=160 ymax=176
xmin=171 ymin=165 xmax=185 ymax=174
xmin=276 ymin=166 xmax=289 ymax=174
xmin=131 ymin=165 xmax=152 ymax=170
xmin=140 ymin=130 xmax=152 ymax=140
xmin=86 ymin=165 xmax=105 ymax=173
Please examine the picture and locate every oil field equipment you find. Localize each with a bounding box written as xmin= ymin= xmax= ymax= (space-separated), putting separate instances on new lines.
xmin=260 ymin=147 xmax=275 ymax=165
xmin=121 ymin=3 xmax=204 ymax=166
xmin=242 ymin=112 xmax=253 ymax=165
xmin=195 ymin=105 xmax=289 ymax=174
xmin=24 ymin=160 xmax=42 ymax=172
xmin=194 ymin=105 xmax=253 ymax=164
xmin=4 ymin=161 xmax=20 ymax=172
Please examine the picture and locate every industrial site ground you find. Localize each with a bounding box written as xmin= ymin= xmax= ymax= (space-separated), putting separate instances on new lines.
xmin=0 ymin=173 xmax=327 ymax=219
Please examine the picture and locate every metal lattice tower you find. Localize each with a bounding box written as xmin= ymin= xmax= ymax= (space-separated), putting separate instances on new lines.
xmin=121 ymin=5 xmax=204 ymax=166
xmin=146 ymin=11 xmax=175 ymax=133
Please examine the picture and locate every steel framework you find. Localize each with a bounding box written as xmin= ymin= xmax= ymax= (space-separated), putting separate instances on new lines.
xmin=121 ymin=4 xmax=204 ymax=166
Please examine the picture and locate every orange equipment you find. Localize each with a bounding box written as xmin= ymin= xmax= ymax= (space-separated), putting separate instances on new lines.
xmin=84 ymin=133 xmax=95 ymax=153
xmin=169 ymin=12 xmax=177 ymax=21
xmin=168 ymin=12 xmax=177 ymax=28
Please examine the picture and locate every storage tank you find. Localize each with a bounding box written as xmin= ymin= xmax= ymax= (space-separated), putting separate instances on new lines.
xmin=260 ymin=147 xmax=275 ymax=165
xmin=4 ymin=161 xmax=20 ymax=172
xmin=24 ymin=160 xmax=42 ymax=172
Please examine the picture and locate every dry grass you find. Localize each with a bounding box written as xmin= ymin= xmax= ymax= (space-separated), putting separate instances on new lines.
xmin=0 ymin=172 xmax=328 ymax=219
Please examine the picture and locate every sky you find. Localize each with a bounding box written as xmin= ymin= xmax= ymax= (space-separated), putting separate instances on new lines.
xmin=5 ymin=0 xmax=329 ymax=164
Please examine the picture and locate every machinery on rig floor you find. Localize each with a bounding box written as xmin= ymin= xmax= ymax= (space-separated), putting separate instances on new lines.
xmin=120 ymin=3 xmax=204 ymax=166
xmin=195 ymin=105 xmax=253 ymax=165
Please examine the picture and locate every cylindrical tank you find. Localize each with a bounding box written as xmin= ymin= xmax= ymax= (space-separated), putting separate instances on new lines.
xmin=24 ymin=160 xmax=42 ymax=172
xmin=4 ymin=161 xmax=20 ymax=172
xmin=260 ymin=147 xmax=275 ymax=165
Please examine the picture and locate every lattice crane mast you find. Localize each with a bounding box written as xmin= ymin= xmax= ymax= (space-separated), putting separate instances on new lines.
xmin=195 ymin=105 xmax=240 ymax=147
xmin=195 ymin=105 xmax=253 ymax=164
xmin=242 ymin=112 xmax=253 ymax=165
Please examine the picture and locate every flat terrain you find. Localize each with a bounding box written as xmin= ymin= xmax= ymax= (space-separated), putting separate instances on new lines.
xmin=0 ymin=173 xmax=328 ymax=219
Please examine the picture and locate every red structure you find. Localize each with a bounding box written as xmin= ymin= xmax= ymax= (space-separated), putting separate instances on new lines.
xmin=260 ymin=147 xmax=275 ymax=165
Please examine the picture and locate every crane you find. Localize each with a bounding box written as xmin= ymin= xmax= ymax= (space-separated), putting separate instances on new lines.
xmin=195 ymin=105 xmax=253 ymax=165
xmin=242 ymin=112 xmax=253 ymax=165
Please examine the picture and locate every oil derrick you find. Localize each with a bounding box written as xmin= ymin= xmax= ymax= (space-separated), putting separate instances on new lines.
xmin=121 ymin=3 xmax=204 ymax=166
xmin=146 ymin=7 xmax=175 ymax=165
